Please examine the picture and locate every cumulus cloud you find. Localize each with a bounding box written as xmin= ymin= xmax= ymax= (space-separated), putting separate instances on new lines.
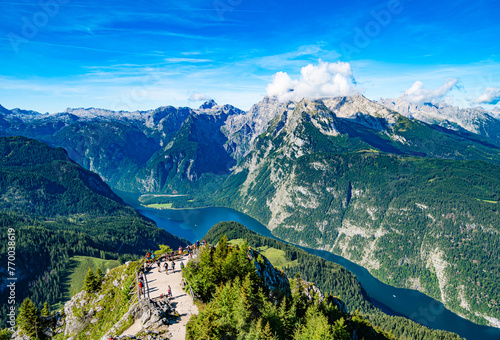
xmin=266 ymin=60 xmax=356 ymax=102
xmin=188 ymin=92 xmax=212 ymax=102
xmin=474 ymin=87 xmax=500 ymax=105
xmin=402 ymin=79 xmax=459 ymax=105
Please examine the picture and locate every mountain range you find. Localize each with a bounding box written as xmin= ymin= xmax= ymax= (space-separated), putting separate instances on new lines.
xmin=1 ymin=94 xmax=499 ymax=327
xmin=379 ymin=97 xmax=500 ymax=146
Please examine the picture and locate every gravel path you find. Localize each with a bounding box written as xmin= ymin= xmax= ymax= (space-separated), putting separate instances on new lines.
xmin=122 ymin=254 xmax=198 ymax=339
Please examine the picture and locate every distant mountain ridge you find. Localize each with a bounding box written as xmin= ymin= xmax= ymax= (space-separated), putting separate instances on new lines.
xmin=379 ymin=97 xmax=500 ymax=146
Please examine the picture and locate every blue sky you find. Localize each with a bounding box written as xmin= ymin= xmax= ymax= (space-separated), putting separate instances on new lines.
xmin=0 ymin=0 xmax=499 ymax=112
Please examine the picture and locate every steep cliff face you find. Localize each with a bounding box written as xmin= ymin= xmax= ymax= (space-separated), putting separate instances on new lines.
xmin=222 ymin=96 xmax=283 ymax=160
xmin=134 ymin=102 xmax=240 ymax=193
xmin=248 ymin=248 xmax=291 ymax=299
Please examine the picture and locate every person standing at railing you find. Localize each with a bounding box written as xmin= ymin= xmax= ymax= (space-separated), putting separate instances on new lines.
xmin=139 ymin=280 xmax=143 ymax=298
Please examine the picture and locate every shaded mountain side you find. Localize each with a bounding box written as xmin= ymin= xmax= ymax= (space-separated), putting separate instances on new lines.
xmin=50 ymin=120 xmax=162 ymax=189
xmin=200 ymin=221 xmax=463 ymax=340
xmin=0 ymin=106 xmax=194 ymax=192
xmin=0 ymin=136 xmax=187 ymax=328
xmin=135 ymin=108 xmax=237 ymax=194
xmin=0 ymin=136 xmax=127 ymax=217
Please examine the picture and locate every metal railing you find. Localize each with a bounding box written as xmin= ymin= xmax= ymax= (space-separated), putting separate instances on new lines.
xmin=182 ymin=278 xmax=197 ymax=301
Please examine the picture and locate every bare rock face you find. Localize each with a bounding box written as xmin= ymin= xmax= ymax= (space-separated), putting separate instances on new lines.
xmin=223 ymin=96 xmax=283 ymax=160
xmin=379 ymin=97 xmax=500 ymax=146
xmin=10 ymin=332 xmax=30 ymax=340
xmin=61 ymin=291 xmax=91 ymax=337
xmin=248 ymin=248 xmax=291 ymax=300
xmin=102 ymin=297 xmax=175 ymax=340
xmin=293 ymin=277 xmax=347 ymax=314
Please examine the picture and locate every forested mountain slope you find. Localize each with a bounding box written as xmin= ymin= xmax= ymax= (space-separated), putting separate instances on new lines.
xmin=0 ymin=136 xmax=187 ymax=328
xmin=213 ymin=99 xmax=500 ymax=326
xmin=199 ymin=221 xmax=463 ymax=340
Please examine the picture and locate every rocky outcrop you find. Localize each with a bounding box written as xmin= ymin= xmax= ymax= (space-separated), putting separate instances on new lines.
xmin=52 ymin=286 xmax=176 ymax=339
xmin=248 ymin=248 xmax=291 ymax=300
xmin=102 ymin=297 xmax=175 ymax=340
xmin=292 ymin=277 xmax=347 ymax=314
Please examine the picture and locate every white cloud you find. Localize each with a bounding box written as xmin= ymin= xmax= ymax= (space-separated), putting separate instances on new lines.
xmin=266 ymin=60 xmax=356 ymax=102
xmin=188 ymin=92 xmax=212 ymax=102
xmin=164 ymin=58 xmax=212 ymax=63
xmin=474 ymin=87 xmax=500 ymax=105
xmin=402 ymin=78 xmax=459 ymax=104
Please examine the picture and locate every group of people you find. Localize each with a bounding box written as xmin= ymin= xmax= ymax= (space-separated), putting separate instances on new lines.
xmin=138 ymin=240 xmax=207 ymax=300
xmin=160 ymin=258 xmax=182 ymax=274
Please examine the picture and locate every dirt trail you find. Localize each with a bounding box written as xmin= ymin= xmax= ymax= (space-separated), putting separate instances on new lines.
xmin=122 ymin=255 xmax=198 ymax=339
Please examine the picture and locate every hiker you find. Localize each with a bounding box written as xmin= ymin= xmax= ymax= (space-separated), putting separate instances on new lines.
xmin=168 ymin=285 xmax=172 ymax=298
xmin=178 ymin=246 xmax=183 ymax=255
xmin=172 ymin=261 xmax=176 ymax=272
xmin=180 ymin=261 xmax=184 ymax=271
xmin=139 ymin=281 xmax=144 ymax=296
xmin=164 ymin=261 xmax=168 ymax=274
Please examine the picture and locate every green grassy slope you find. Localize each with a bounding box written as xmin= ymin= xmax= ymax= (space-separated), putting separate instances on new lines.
xmin=62 ymin=256 xmax=121 ymax=301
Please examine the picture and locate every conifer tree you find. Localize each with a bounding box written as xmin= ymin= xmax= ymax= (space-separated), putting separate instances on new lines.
xmin=17 ymin=298 xmax=41 ymax=339
xmin=332 ymin=317 xmax=350 ymax=340
xmin=82 ymin=267 xmax=97 ymax=292
xmin=40 ymin=302 xmax=50 ymax=317
xmin=95 ymin=267 xmax=104 ymax=290
xmin=0 ymin=329 xmax=13 ymax=340
xmin=261 ymin=321 xmax=274 ymax=340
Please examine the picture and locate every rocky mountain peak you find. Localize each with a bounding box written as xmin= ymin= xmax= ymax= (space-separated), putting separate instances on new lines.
xmin=0 ymin=104 xmax=12 ymax=115
xmin=199 ymin=99 xmax=217 ymax=110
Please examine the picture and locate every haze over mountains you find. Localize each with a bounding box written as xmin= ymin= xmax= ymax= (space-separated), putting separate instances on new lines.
xmin=1 ymin=93 xmax=500 ymax=328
